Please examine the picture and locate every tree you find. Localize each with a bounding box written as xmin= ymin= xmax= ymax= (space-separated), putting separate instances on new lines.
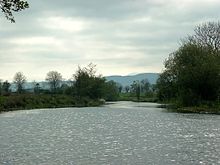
xmin=33 ymin=81 xmax=40 ymax=94
xmin=45 ymin=71 xmax=62 ymax=93
xmin=0 ymin=79 xmax=2 ymax=95
xmin=2 ymin=80 xmax=10 ymax=95
xmin=13 ymin=72 xmax=26 ymax=93
xmin=187 ymin=22 xmax=220 ymax=53
xmin=157 ymin=22 xmax=220 ymax=106
xmin=104 ymin=80 xmax=119 ymax=101
xmin=73 ymin=64 xmax=105 ymax=100
xmin=116 ymin=83 xmax=123 ymax=93
xmin=0 ymin=0 xmax=29 ymax=22
xmin=130 ymin=80 xmax=141 ymax=101
xmin=141 ymin=79 xmax=150 ymax=95
xmin=125 ymin=85 xmax=130 ymax=93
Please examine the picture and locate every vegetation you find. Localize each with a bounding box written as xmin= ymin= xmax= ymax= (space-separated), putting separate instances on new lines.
xmin=118 ymin=79 xmax=157 ymax=102
xmin=45 ymin=71 xmax=63 ymax=93
xmin=73 ymin=64 xmax=106 ymax=100
xmin=0 ymin=0 xmax=29 ymax=22
xmin=0 ymin=64 xmax=120 ymax=112
xmin=13 ymin=72 xmax=26 ymax=94
xmin=156 ymin=22 xmax=220 ymax=113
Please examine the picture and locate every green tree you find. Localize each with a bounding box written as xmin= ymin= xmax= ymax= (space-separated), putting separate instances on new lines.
xmin=104 ymin=81 xmax=119 ymax=101
xmin=0 ymin=80 xmax=2 ymax=95
xmin=2 ymin=80 xmax=11 ymax=95
xmin=125 ymin=85 xmax=130 ymax=93
xmin=45 ymin=71 xmax=62 ymax=93
xmin=0 ymin=0 xmax=29 ymax=22
xmin=33 ymin=82 xmax=40 ymax=94
xmin=131 ymin=80 xmax=141 ymax=101
xmin=157 ymin=22 xmax=220 ymax=106
xmin=116 ymin=83 xmax=123 ymax=93
xmin=13 ymin=72 xmax=26 ymax=94
xmin=141 ymin=79 xmax=150 ymax=95
xmin=73 ymin=64 xmax=105 ymax=100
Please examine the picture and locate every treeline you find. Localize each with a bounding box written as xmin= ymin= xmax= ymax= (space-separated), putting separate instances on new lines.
xmin=119 ymin=80 xmax=157 ymax=102
xmin=156 ymin=22 xmax=220 ymax=112
xmin=0 ymin=64 xmax=120 ymax=111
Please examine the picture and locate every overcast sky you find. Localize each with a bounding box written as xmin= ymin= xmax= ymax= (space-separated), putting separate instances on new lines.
xmin=0 ymin=0 xmax=220 ymax=81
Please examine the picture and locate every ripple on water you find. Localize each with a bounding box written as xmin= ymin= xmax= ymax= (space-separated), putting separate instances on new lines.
xmin=0 ymin=102 xmax=220 ymax=165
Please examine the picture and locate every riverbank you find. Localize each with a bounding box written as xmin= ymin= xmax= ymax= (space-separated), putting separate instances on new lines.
xmin=0 ymin=94 xmax=104 ymax=113
xmin=162 ymin=102 xmax=220 ymax=114
xmin=118 ymin=93 xmax=157 ymax=102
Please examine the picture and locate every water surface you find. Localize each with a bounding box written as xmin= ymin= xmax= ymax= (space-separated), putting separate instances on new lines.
xmin=0 ymin=101 xmax=220 ymax=164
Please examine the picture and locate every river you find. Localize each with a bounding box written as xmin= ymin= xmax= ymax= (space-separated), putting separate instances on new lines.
xmin=0 ymin=101 xmax=220 ymax=164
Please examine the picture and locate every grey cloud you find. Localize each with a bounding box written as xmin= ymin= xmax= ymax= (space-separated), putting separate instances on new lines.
xmin=0 ymin=0 xmax=220 ymax=81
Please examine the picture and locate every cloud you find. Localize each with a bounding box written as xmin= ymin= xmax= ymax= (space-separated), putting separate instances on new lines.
xmin=0 ymin=0 xmax=220 ymax=81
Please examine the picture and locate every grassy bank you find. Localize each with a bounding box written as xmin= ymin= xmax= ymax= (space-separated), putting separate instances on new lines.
xmin=118 ymin=93 xmax=158 ymax=102
xmin=0 ymin=94 xmax=104 ymax=112
xmin=162 ymin=100 xmax=220 ymax=114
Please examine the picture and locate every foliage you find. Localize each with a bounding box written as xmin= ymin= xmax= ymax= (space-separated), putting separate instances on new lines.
xmin=157 ymin=22 xmax=220 ymax=107
xmin=125 ymin=85 xmax=130 ymax=93
xmin=13 ymin=72 xmax=26 ymax=94
xmin=130 ymin=80 xmax=141 ymax=101
xmin=140 ymin=79 xmax=150 ymax=95
xmin=103 ymin=80 xmax=119 ymax=101
xmin=0 ymin=80 xmax=2 ymax=95
xmin=73 ymin=63 xmax=106 ymax=100
xmin=0 ymin=0 xmax=29 ymax=22
xmin=45 ymin=71 xmax=62 ymax=93
xmin=0 ymin=94 xmax=105 ymax=112
xmin=33 ymin=82 xmax=40 ymax=94
xmin=2 ymin=80 xmax=10 ymax=95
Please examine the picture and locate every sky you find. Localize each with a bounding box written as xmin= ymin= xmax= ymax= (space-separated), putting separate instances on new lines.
xmin=0 ymin=0 xmax=220 ymax=81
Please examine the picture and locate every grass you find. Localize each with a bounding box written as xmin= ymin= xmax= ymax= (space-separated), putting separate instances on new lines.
xmin=0 ymin=94 xmax=104 ymax=113
xmin=118 ymin=93 xmax=158 ymax=102
xmin=163 ymin=100 xmax=220 ymax=114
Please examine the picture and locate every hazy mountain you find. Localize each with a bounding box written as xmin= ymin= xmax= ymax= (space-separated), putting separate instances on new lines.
xmin=9 ymin=73 xmax=159 ymax=92
xmin=105 ymin=73 xmax=160 ymax=87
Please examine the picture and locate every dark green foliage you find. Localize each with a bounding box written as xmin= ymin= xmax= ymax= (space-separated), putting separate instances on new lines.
xmin=2 ymin=81 xmax=11 ymax=96
xmin=73 ymin=64 xmax=106 ymax=100
xmin=0 ymin=0 xmax=29 ymax=22
xmin=116 ymin=83 xmax=123 ymax=93
xmin=0 ymin=80 xmax=2 ymax=95
xmin=0 ymin=94 xmax=105 ymax=112
xmin=130 ymin=81 xmax=141 ymax=101
xmin=156 ymin=22 xmax=220 ymax=108
xmin=141 ymin=79 xmax=150 ymax=96
xmin=125 ymin=85 xmax=130 ymax=93
xmin=104 ymin=80 xmax=119 ymax=101
xmin=33 ymin=82 xmax=40 ymax=94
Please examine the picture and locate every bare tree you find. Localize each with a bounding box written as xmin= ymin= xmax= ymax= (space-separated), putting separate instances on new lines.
xmin=0 ymin=0 xmax=29 ymax=22
xmin=13 ymin=72 xmax=26 ymax=93
xmin=186 ymin=22 xmax=220 ymax=53
xmin=45 ymin=71 xmax=62 ymax=93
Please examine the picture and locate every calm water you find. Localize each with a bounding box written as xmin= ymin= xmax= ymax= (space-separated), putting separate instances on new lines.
xmin=0 ymin=101 xmax=220 ymax=165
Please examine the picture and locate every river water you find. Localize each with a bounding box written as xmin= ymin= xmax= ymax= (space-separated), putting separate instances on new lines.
xmin=0 ymin=101 xmax=220 ymax=165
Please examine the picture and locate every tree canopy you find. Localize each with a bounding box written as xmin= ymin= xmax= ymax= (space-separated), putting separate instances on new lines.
xmin=13 ymin=72 xmax=26 ymax=93
xmin=73 ymin=64 xmax=106 ymax=100
xmin=45 ymin=71 xmax=62 ymax=93
xmin=0 ymin=0 xmax=29 ymax=22
xmin=157 ymin=22 xmax=220 ymax=106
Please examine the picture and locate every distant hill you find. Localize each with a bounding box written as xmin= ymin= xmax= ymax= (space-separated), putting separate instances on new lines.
xmin=105 ymin=73 xmax=160 ymax=87
xmin=9 ymin=73 xmax=160 ymax=92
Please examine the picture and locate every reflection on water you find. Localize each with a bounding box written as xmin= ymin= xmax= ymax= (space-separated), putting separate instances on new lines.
xmin=0 ymin=101 xmax=220 ymax=164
